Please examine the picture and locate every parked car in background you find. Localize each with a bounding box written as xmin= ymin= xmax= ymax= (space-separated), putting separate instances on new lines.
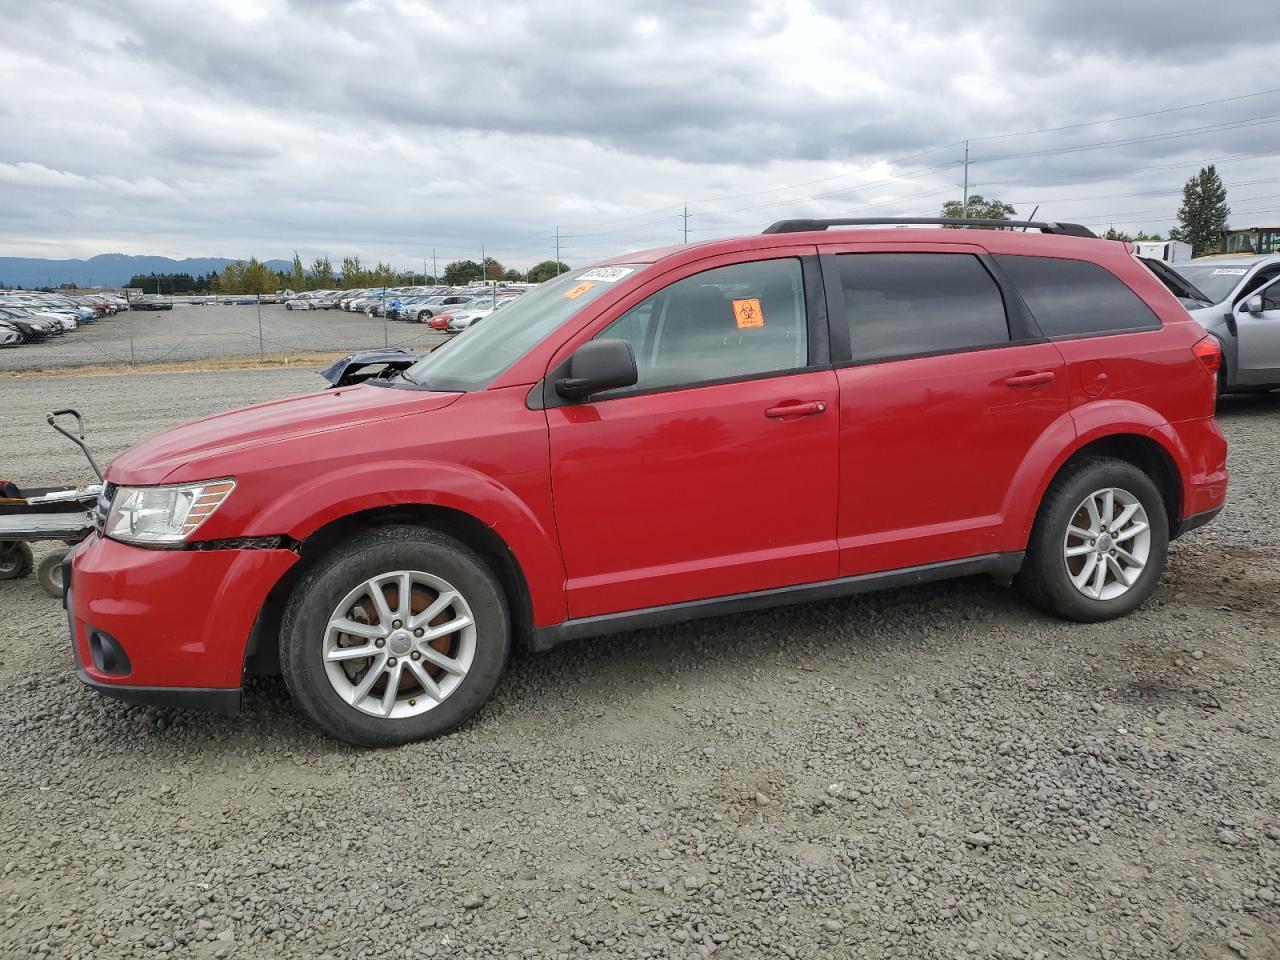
xmin=444 ymin=307 xmax=495 ymax=332
xmin=0 ymin=321 xmax=21 ymax=346
xmin=68 ymin=217 xmax=1226 ymax=746
xmin=1164 ymin=254 xmax=1280 ymax=394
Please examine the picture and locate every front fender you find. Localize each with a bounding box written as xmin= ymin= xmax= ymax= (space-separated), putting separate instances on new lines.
xmin=243 ymin=458 xmax=568 ymax=626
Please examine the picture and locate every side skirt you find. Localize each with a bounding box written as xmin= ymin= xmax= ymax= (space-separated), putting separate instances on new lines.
xmin=530 ymin=552 xmax=1025 ymax=653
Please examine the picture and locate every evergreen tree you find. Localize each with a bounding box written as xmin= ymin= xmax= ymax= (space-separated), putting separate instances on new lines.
xmin=290 ymin=252 xmax=306 ymax=291
xmin=1170 ymin=165 xmax=1229 ymax=256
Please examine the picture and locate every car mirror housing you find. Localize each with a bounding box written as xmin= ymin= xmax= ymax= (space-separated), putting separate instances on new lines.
xmin=1245 ymin=294 xmax=1265 ymax=316
xmin=555 ymin=339 xmax=638 ymax=399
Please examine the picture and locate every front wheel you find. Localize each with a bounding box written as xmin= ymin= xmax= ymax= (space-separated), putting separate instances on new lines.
xmin=280 ymin=526 xmax=510 ymax=746
xmin=1016 ymin=457 xmax=1169 ymax=622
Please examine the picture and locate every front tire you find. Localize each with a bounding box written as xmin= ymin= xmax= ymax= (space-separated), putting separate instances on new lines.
xmin=0 ymin=542 xmax=33 ymax=580
xmin=1016 ymin=457 xmax=1169 ymax=622
xmin=280 ymin=526 xmax=510 ymax=746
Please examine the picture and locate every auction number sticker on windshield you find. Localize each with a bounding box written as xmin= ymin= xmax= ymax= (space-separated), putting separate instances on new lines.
xmin=732 ymin=298 xmax=764 ymax=328
xmin=577 ymin=267 xmax=634 ymax=282
xmin=1212 ymin=268 xmax=1248 ymax=275
xmin=563 ymin=282 xmax=596 ymax=300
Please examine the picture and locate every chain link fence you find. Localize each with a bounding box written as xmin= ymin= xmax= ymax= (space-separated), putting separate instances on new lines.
xmin=0 ymin=301 xmax=451 ymax=372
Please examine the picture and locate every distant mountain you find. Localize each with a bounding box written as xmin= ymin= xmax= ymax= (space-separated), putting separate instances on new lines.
xmin=0 ymin=254 xmax=292 ymax=289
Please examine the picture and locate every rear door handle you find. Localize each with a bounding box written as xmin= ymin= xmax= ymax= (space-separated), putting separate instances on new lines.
xmin=765 ymin=400 xmax=826 ymax=418
xmin=1004 ymin=371 xmax=1056 ymax=388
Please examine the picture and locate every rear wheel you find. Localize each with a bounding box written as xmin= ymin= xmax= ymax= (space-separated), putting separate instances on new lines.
xmin=1017 ymin=457 xmax=1169 ymax=622
xmin=0 ymin=542 xmax=33 ymax=580
xmin=280 ymin=526 xmax=510 ymax=746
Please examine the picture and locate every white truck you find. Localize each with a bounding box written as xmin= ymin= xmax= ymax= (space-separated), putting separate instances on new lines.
xmin=1133 ymin=240 xmax=1192 ymax=263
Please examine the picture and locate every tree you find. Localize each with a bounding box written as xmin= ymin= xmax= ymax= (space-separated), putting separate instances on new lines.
xmin=1103 ymin=227 xmax=1133 ymax=242
xmin=482 ymin=257 xmax=506 ymax=281
xmin=370 ymin=261 xmax=399 ymax=286
xmin=309 ymin=256 xmax=335 ymax=288
xmin=502 ymin=268 xmax=522 ymax=282
xmin=527 ymin=260 xmax=569 ymax=283
xmin=289 ymin=252 xmax=306 ymax=292
xmin=214 ymin=258 xmax=279 ymax=295
xmin=443 ymin=259 xmax=483 ymax=286
xmin=1170 ymin=165 xmax=1229 ymax=257
xmin=941 ymin=195 xmax=1016 ymax=223
xmin=340 ymin=256 xmax=370 ymax=288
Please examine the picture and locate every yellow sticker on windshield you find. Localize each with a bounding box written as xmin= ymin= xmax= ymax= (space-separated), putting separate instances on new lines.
xmin=732 ymin=298 xmax=764 ymax=328
xmin=563 ymin=282 xmax=596 ymax=300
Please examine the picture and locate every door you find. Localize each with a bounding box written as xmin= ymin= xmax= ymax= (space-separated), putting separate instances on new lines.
xmin=820 ymin=245 xmax=1070 ymax=576
xmin=1236 ymin=275 xmax=1280 ymax=384
xmin=546 ymin=254 xmax=840 ymax=619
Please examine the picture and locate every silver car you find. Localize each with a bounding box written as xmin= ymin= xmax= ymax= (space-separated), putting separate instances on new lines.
xmin=1164 ymin=254 xmax=1280 ymax=393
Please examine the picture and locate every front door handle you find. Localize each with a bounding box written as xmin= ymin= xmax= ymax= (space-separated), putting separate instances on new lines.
xmin=765 ymin=400 xmax=826 ymax=418
xmin=1004 ymin=371 xmax=1056 ymax=388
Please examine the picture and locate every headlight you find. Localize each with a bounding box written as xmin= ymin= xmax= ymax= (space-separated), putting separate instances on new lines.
xmin=104 ymin=479 xmax=236 ymax=545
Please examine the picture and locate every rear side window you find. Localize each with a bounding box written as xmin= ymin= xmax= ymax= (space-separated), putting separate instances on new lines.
xmin=834 ymin=253 xmax=1009 ymax=363
xmin=995 ymin=255 xmax=1160 ymax=339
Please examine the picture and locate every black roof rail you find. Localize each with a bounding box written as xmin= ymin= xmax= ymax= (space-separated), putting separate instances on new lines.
xmin=761 ymin=217 xmax=1097 ymax=239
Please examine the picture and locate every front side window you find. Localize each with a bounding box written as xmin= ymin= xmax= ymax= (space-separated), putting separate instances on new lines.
xmin=594 ymin=258 xmax=808 ymax=396
xmin=998 ymin=255 xmax=1161 ymax=338
xmin=834 ymin=253 xmax=1009 ymax=363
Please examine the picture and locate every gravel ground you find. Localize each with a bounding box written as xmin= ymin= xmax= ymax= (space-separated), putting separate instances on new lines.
xmin=1 ymin=369 xmax=1278 ymax=960
xmin=0 ymin=303 xmax=449 ymax=371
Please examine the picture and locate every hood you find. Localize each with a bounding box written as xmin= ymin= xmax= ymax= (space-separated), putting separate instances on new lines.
xmin=108 ymin=384 xmax=461 ymax=485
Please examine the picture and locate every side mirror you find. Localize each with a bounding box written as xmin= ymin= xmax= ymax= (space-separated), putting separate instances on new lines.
xmin=1245 ymin=294 xmax=1265 ymax=315
xmin=555 ymin=338 xmax=637 ymax=399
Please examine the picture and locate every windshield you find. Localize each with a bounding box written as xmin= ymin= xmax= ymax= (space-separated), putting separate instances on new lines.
xmin=401 ymin=265 xmax=645 ymax=391
xmin=1168 ymin=263 xmax=1252 ymax=305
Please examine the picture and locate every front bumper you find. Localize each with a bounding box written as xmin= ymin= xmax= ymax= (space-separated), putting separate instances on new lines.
xmin=65 ymin=534 xmax=297 ymax=711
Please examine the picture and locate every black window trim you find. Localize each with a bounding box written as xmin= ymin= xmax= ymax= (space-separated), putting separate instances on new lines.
xmin=536 ymin=254 xmax=832 ymax=409
xmin=822 ymin=251 xmax=1046 ymax=368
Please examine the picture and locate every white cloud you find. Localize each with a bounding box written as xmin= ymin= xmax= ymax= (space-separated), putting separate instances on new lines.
xmin=0 ymin=0 xmax=1277 ymax=267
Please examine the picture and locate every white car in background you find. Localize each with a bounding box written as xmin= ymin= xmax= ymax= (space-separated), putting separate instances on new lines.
xmin=444 ymin=307 xmax=495 ymax=332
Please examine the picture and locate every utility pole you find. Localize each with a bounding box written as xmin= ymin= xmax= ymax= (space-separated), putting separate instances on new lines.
xmin=961 ymin=140 xmax=970 ymax=219
xmin=682 ymin=202 xmax=690 ymax=243
xmin=554 ymin=227 xmax=561 ymax=275
xmin=480 ymin=243 xmax=486 ymax=287
xmin=432 ymin=249 xmax=438 ymax=285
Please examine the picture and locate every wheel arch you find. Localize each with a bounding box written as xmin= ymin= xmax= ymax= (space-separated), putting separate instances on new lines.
xmin=244 ymin=503 xmax=541 ymax=679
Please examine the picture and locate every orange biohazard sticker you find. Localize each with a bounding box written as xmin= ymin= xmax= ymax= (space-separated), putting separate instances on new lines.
xmin=732 ymin=298 xmax=764 ymax=328
xmin=563 ymin=282 xmax=596 ymax=300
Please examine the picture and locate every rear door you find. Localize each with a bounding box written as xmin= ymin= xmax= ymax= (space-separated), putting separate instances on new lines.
xmin=545 ymin=251 xmax=840 ymax=618
xmin=820 ymin=242 xmax=1069 ymax=575
xmin=1236 ymin=275 xmax=1280 ymax=383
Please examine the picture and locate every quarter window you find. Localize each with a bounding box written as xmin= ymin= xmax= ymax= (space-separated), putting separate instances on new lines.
xmin=834 ymin=253 xmax=1009 ymax=363
xmin=594 ymin=258 xmax=808 ymax=396
xmin=995 ymin=255 xmax=1160 ymax=339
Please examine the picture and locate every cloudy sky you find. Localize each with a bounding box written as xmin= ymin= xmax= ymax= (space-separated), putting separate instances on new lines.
xmin=2 ymin=0 xmax=1279 ymax=270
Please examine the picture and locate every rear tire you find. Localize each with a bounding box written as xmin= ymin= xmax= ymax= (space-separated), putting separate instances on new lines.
xmin=280 ymin=525 xmax=510 ymax=747
xmin=0 ymin=543 xmax=33 ymax=580
xmin=1016 ymin=457 xmax=1169 ymax=622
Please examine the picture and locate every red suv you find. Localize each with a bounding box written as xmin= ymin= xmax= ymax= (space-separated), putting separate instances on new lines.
xmin=67 ymin=218 xmax=1228 ymax=746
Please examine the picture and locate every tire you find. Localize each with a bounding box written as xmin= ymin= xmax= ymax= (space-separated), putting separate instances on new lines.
xmin=0 ymin=542 xmax=34 ymax=580
xmin=1016 ymin=457 xmax=1169 ymax=623
xmin=280 ymin=525 xmax=510 ymax=747
xmin=37 ymin=550 xmax=67 ymax=598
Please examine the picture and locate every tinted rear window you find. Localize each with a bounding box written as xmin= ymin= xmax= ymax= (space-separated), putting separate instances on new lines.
xmin=996 ymin=255 xmax=1160 ymax=339
xmin=834 ymin=253 xmax=1009 ymax=363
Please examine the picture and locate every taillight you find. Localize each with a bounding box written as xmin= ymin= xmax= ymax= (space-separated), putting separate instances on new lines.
xmin=1193 ymin=336 xmax=1222 ymax=376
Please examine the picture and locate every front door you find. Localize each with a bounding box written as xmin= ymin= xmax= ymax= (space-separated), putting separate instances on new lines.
xmin=1236 ymin=275 xmax=1280 ymax=384
xmin=545 ymin=254 xmax=840 ymax=619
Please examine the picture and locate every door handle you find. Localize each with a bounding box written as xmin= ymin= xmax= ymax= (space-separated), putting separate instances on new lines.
xmin=1004 ymin=371 xmax=1056 ymax=388
xmin=765 ymin=400 xmax=826 ymax=418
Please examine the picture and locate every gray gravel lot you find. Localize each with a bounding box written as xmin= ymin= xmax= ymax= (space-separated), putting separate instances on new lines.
xmin=0 ymin=303 xmax=449 ymax=371
xmin=1 ymin=369 xmax=1278 ymax=960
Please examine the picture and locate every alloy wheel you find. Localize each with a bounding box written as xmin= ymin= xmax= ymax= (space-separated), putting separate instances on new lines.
xmin=323 ymin=570 xmax=476 ymax=719
xmin=1062 ymin=487 xmax=1151 ymax=601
